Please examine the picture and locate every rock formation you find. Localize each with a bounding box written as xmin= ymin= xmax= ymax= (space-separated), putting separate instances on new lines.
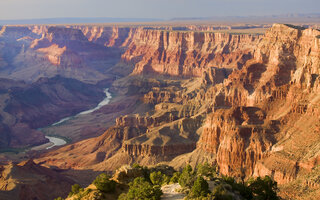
xmin=122 ymin=29 xmax=262 ymax=76
xmin=0 ymin=76 xmax=105 ymax=149
xmin=196 ymin=24 xmax=320 ymax=189
xmin=0 ymin=160 xmax=74 ymax=200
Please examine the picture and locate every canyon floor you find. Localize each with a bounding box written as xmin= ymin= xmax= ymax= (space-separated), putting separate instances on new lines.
xmin=0 ymin=22 xmax=319 ymax=200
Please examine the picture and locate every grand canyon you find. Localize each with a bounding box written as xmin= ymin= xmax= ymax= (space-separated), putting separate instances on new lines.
xmin=0 ymin=20 xmax=319 ymax=200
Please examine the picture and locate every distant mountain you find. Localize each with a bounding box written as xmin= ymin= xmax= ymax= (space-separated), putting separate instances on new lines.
xmin=0 ymin=17 xmax=163 ymax=25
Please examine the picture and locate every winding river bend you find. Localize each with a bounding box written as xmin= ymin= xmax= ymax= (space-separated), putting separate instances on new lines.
xmin=44 ymin=88 xmax=112 ymax=149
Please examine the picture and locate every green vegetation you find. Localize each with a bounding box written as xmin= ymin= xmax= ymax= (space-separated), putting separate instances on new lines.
xmin=178 ymin=164 xmax=195 ymax=188
xmin=93 ymin=173 xmax=117 ymax=193
xmin=63 ymin=163 xmax=280 ymax=200
xmin=70 ymin=184 xmax=82 ymax=195
xmin=190 ymin=176 xmax=209 ymax=198
xmin=248 ymin=176 xmax=279 ymax=200
xmin=150 ymin=171 xmax=170 ymax=186
xmin=196 ymin=162 xmax=217 ymax=178
xmin=175 ymin=164 xmax=279 ymax=200
xmin=170 ymin=171 xmax=181 ymax=183
xmin=119 ymin=177 xmax=162 ymax=200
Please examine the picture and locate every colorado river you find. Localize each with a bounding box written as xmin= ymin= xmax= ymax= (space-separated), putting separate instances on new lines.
xmin=52 ymin=88 xmax=112 ymax=126
xmin=42 ymin=88 xmax=112 ymax=149
xmin=45 ymin=136 xmax=67 ymax=149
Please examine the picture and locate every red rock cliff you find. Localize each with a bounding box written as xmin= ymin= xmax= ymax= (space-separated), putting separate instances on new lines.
xmin=122 ymin=29 xmax=262 ymax=76
xmin=197 ymin=24 xmax=320 ymax=185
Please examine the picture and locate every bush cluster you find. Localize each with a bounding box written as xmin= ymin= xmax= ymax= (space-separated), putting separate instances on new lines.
xmin=93 ymin=173 xmax=117 ymax=193
xmin=60 ymin=162 xmax=280 ymax=200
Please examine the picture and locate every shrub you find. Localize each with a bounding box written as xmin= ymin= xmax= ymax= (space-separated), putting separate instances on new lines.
xmin=196 ymin=162 xmax=216 ymax=178
xmin=170 ymin=172 xmax=181 ymax=183
xmin=150 ymin=171 xmax=170 ymax=186
xmin=211 ymin=185 xmax=233 ymax=200
xmin=248 ymin=176 xmax=279 ymax=200
xmin=178 ymin=164 xmax=195 ymax=188
xmin=118 ymin=193 xmax=128 ymax=200
xmin=162 ymin=174 xmax=170 ymax=185
xmin=132 ymin=163 xmax=142 ymax=169
xmin=150 ymin=171 xmax=163 ymax=186
xmin=220 ymin=175 xmax=253 ymax=199
xmin=68 ymin=184 xmax=81 ymax=196
xmin=190 ymin=176 xmax=209 ymax=197
xmin=123 ymin=177 xmax=163 ymax=200
xmin=93 ymin=173 xmax=117 ymax=193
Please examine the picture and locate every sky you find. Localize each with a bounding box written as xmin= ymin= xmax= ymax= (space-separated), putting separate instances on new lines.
xmin=0 ymin=0 xmax=319 ymax=20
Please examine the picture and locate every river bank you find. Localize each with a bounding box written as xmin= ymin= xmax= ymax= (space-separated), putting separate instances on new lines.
xmin=33 ymin=88 xmax=112 ymax=150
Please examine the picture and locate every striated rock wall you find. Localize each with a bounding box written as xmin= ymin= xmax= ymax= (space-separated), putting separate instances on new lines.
xmin=122 ymin=29 xmax=262 ymax=76
xmin=75 ymin=26 xmax=132 ymax=47
xmin=198 ymin=107 xmax=275 ymax=176
xmin=123 ymin=143 xmax=196 ymax=157
xmin=197 ymin=24 xmax=320 ymax=184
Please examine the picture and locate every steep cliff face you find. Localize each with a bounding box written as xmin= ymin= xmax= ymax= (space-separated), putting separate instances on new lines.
xmin=198 ymin=107 xmax=277 ymax=176
xmin=197 ymin=24 xmax=320 ymax=186
xmin=30 ymin=26 xmax=113 ymax=67
xmin=0 ymin=25 xmax=125 ymax=83
xmin=75 ymin=26 xmax=132 ymax=47
xmin=0 ymin=26 xmax=39 ymax=41
xmin=122 ymin=29 xmax=261 ymax=76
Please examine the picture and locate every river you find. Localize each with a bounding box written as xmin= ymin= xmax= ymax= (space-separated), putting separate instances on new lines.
xmin=43 ymin=88 xmax=112 ymax=149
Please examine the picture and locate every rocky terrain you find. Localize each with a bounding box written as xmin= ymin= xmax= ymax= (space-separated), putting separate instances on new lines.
xmin=0 ymin=159 xmax=74 ymax=200
xmin=0 ymin=76 xmax=105 ymax=149
xmin=0 ymin=23 xmax=319 ymax=199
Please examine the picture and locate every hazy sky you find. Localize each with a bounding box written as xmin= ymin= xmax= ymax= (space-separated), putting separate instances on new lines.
xmin=0 ymin=0 xmax=319 ymax=20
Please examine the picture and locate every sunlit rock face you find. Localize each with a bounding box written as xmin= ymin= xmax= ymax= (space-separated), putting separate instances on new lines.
xmin=122 ymin=28 xmax=261 ymax=76
xmin=197 ymin=24 xmax=320 ymax=186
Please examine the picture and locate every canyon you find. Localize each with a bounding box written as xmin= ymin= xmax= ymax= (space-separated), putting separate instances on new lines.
xmin=0 ymin=23 xmax=319 ymax=199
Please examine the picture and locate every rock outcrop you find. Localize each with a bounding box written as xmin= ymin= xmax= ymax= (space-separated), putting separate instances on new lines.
xmin=0 ymin=160 xmax=74 ymax=200
xmin=30 ymin=26 xmax=114 ymax=67
xmin=122 ymin=29 xmax=262 ymax=76
xmin=196 ymin=24 xmax=320 ymax=186
xmin=75 ymin=26 xmax=132 ymax=47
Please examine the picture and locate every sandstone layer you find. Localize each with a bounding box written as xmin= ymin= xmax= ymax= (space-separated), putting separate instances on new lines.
xmin=122 ymin=29 xmax=262 ymax=76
